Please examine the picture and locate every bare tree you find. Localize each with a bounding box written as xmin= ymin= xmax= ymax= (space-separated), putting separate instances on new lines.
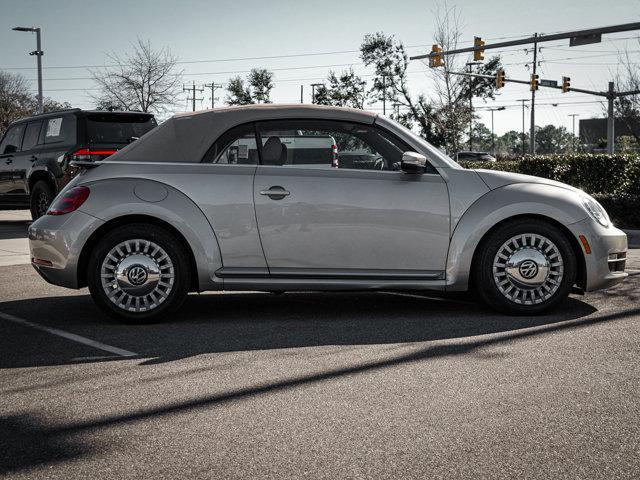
xmin=91 ymin=39 xmax=183 ymax=114
xmin=613 ymin=39 xmax=640 ymax=144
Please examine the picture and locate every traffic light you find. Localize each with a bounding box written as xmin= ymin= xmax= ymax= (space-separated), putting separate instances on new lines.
xmin=495 ymin=68 xmax=506 ymax=89
xmin=530 ymin=73 xmax=539 ymax=91
xmin=474 ymin=37 xmax=485 ymax=61
xmin=562 ymin=76 xmax=571 ymax=93
xmin=429 ymin=44 xmax=444 ymax=68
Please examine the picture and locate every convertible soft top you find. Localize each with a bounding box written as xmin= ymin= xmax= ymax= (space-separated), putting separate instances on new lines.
xmin=108 ymin=104 xmax=377 ymax=164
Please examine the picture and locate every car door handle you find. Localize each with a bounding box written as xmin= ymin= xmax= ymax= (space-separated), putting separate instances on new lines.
xmin=259 ymin=186 xmax=290 ymax=199
xmin=4 ymin=158 xmax=12 ymax=165
xmin=30 ymin=155 xmax=37 ymax=162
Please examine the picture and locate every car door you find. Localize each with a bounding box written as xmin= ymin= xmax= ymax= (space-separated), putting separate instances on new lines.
xmin=13 ymin=120 xmax=43 ymax=194
xmin=0 ymin=123 xmax=26 ymax=194
xmin=253 ymin=119 xmax=450 ymax=279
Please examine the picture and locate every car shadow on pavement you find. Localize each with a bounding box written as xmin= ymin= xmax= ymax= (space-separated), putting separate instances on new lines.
xmin=0 ymin=291 xmax=598 ymax=369
xmin=1 ymin=301 xmax=639 ymax=476
xmin=0 ymin=220 xmax=30 ymax=240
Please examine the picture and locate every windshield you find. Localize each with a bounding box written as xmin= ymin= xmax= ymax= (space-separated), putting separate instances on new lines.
xmin=85 ymin=113 xmax=157 ymax=144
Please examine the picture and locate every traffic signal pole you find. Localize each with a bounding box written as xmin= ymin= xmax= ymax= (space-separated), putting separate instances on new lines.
xmin=530 ymin=34 xmax=538 ymax=154
xmin=413 ymin=22 xmax=640 ymax=155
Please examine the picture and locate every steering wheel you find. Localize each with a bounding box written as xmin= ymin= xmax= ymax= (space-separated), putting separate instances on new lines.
xmin=373 ymin=156 xmax=386 ymax=170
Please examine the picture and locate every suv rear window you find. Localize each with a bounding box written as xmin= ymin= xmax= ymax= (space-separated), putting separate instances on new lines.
xmin=85 ymin=114 xmax=157 ymax=144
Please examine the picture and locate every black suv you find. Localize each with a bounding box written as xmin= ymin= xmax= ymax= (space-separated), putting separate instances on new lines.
xmin=0 ymin=109 xmax=157 ymax=219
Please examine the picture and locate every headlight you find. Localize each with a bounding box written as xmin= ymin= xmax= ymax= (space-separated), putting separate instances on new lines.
xmin=580 ymin=194 xmax=610 ymax=227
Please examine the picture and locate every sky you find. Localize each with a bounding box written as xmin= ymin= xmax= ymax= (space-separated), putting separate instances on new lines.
xmin=1 ymin=0 xmax=639 ymax=136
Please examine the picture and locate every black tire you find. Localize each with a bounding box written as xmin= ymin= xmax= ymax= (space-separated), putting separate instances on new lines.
xmin=30 ymin=180 xmax=54 ymax=220
xmin=475 ymin=218 xmax=577 ymax=315
xmin=87 ymin=223 xmax=191 ymax=323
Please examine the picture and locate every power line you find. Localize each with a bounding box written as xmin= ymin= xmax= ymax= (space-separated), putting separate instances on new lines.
xmin=3 ymin=43 xmax=431 ymax=71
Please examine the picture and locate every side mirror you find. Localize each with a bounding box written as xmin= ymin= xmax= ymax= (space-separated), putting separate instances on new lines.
xmin=400 ymin=151 xmax=427 ymax=174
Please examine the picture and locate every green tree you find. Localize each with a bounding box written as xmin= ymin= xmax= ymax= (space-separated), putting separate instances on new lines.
xmin=226 ymin=76 xmax=253 ymax=105
xmin=249 ymin=68 xmax=274 ymax=104
xmin=535 ymin=124 xmax=575 ymax=154
xmin=314 ymin=68 xmax=367 ymax=108
xmin=225 ymin=68 xmax=274 ymax=105
xmin=360 ymin=32 xmax=443 ymax=146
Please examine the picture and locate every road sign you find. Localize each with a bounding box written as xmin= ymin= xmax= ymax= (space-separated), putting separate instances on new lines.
xmin=569 ymin=33 xmax=602 ymax=46
xmin=539 ymin=79 xmax=558 ymax=87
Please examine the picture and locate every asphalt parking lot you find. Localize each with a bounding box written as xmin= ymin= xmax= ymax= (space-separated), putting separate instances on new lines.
xmin=0 ymin=211 xmax=639 ymax=479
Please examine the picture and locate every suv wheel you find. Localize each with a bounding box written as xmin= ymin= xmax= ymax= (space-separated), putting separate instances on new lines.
xmin=87 ymin=224 xmax=191 ymax=323
xmin=475 ymin=219 xmax=577 ymax=315
xmin=30 ymin=180 xmax=54 ymax=220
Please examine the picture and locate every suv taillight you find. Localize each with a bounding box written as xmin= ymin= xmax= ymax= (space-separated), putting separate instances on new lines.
xmin=72 ymin=148 xmax=117 ymax=161
xmin=47 ymin=186 xmax=90 ymax=216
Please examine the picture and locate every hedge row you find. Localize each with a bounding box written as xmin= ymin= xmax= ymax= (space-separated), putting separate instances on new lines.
xmin=458 ymin=154 xmax=640 ymax=228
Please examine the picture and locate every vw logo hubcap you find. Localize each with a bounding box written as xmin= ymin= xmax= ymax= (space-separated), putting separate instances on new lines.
xmin=518 ymin=260 xmax=539 ymax=280
xmin=127 ymin=265 xmax=148 ymax=286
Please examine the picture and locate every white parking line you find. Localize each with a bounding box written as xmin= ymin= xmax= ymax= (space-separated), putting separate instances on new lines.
xmin=382 ymin=291 xmax=475 ymax=305
xmin=0 ymin=312 xmax=137 ymax=357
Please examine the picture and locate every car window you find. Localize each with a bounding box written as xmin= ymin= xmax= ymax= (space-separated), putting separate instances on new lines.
xmin=85 ymin=113 xmax=156 ymax=144
xmin=0 ymin=124 xmax=26 ymax=154
xmin=21 ymin=121 xmax=43 ymax=152
xmin=256 ymin=120 xmax=412 ymax=171
xmin=43 ymin=115 xmax=76 ymax=146
xmin=203 ymin=123 xmax=259 ymax=164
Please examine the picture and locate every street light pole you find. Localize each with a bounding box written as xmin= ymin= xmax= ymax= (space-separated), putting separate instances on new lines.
xmin=518 ymin=99 xmax=529 ymax=155
xmin=310 ymin=83 xmax=323 ymax=104
xmin=13 ymin=26 xmax=44 ymax=113
xmin=466 ymin=61 xmax=482 ymax=151
xmin=489 ymin=106 xmax=506 ymax=154
xmin=568 ymin=114 xmax=579 ymax=152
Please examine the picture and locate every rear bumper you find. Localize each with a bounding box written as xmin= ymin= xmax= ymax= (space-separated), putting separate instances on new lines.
xmin=28 ymin=210 xmax=104 ymax=288
xmin=566 ymin=218 xmax=628 ymax=292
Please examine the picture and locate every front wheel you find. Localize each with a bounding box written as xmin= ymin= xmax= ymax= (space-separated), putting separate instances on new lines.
xmin=475 ymin=219 xmax=577 ymax=315
xmin=87 ymin=224 xmax=191 ymax=323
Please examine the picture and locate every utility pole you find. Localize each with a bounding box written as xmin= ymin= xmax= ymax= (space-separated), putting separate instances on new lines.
xmin=203 ymin=82 xmax=223 ymax=109
xmin=310 ymin=83 xmax=323 ymax=104
xmin=568 ymin=114 xmax=579 ymax=152
xmin=489 ymin=106 xmax=506 ymax=154
xmin=12 ymin=26 xmax=43 ymax=113
xmin=300 ymin=85 xmax=304 ymax=103
xmin=530 ymin=33 xmax=538 ymax=154
xmin=518 ymin=99 xmax=529 ymax=155
xmin=183 ymin=82 xmax=204 ymax=112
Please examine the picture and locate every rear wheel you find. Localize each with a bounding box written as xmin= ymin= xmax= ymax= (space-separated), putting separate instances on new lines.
xmin=87 ymin=224 xmax=191 ymax=323
xmin=475 ymin=219 xmax=577 ymax=315
xmin=30 ymin=180 xmax=54 ymax=220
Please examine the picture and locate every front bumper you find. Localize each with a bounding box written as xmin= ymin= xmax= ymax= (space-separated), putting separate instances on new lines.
xmin=28 ymin=210 xmax=104 ymax=289
xmin=566 ymin=217 xmax=628 ymax=292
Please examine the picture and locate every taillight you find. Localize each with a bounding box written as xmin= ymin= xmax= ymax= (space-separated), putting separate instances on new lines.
xmin=331 ymin=144 xmax=339 ymax=168
xmin=47 ymin=186 xmax=90 ymax=216
xmin=72 ymin=148 xmax=117 ymax=161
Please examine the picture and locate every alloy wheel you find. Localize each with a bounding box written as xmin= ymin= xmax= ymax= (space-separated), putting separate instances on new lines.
xmin=100 ymin=239 xmax=175 ymax=312
xmin=492 ymin=233 xmax=564 ymax=305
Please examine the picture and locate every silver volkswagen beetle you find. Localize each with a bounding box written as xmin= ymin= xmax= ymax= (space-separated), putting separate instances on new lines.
xmin=28 ymin=105 xmax=628 ymax=322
